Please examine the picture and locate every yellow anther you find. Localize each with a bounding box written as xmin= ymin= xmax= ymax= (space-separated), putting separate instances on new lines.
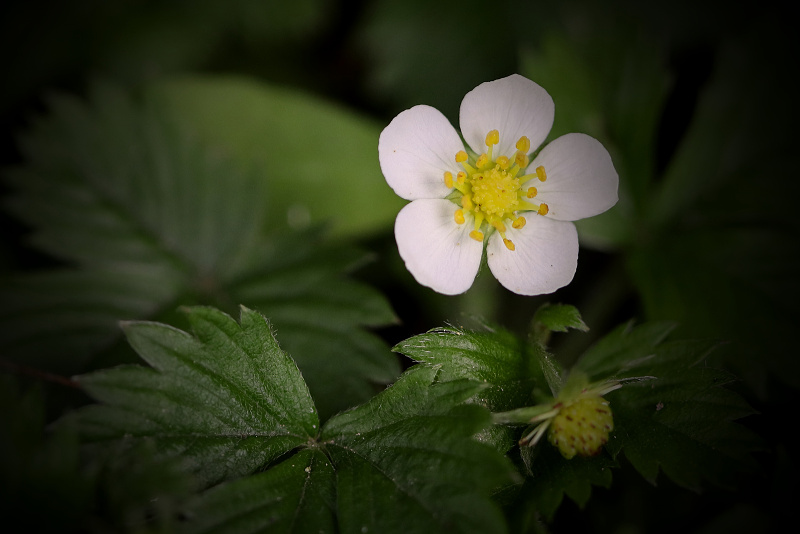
xmin=485 ymin=129 xmax=500 ymax=146
xmin=527 ymin=186 xmax=538 ymax=198
xmin=455 ymin=150 xmax=468 ymax=163
xmin=469 ymin=230 xmax=484 ymax=242
xmin=444 ymin=171 xmax=454 ymax=189
xmin=456 ymin=171 xmax=467 ymax=184
xmin=515 ymin=152 xmax=529 ymax=168
xmin=516 ymin=136 xmax=531 ymax=153
xmin=461 ymin=195 xmax=474 ymax=210
xmin=503 ymin=238 xmax=516 ymax=251
xmin=536 ymin=165 xmax=547 ymax=182
xmin=491 ymin=220 xmax=506 ymax=233
xmin=538 ymin=203 xmax=549 ymax=216
xmin=512 ymin=216 xmax=526 ymax=229
xmin=454 ymin=209 xmax=465 ymax=225
xmin=476 ymin=153 xmax=489 ymax=169
xmin=496 ymin=156 xmax=510 ymax=169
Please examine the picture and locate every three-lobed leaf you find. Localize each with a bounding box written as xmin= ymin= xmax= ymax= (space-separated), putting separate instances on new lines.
xmin=73 ymin=308 xmax=514 ymax=533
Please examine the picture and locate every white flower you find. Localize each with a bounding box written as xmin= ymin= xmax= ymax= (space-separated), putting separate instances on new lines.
xmin=379 ymin=74 xmax=618 ymax=296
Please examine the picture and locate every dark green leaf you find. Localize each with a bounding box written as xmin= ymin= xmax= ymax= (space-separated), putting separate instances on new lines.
xmin=181 ymin=448 xmax=336 ymax=534
xmin=532 ymin=303 xmax=589 ymax=335
xmin=516 ymin=445 xmax=616 ymax=521
xmin=179 ymin=365 xmax=515 ymax=534
xmin=393 ymin=327 xmax=554 ymax=413
xmin=575 ymin=323 xmax=760 ymax=489
xmin=73 ymin=306 xmax=317 ymax=488
xmin=571 ymin=321 xmax=675 ymax=382
xmin=322 ymin=366 xmax=515 ymax=534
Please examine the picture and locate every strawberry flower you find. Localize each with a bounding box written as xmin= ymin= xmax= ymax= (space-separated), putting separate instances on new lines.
xmin=379 ymin=74 xmax=618 ymax=295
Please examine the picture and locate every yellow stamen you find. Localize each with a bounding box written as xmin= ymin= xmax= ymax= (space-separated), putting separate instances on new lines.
xmin=515 ymin=152 xmax=529 ymax=168
xmin=455 ymin=150 xmax=468 ymax=163
xmin=527 ymin=186 xmax=538 ymax=198
xmin=503 ymin=238 xmax=515 ymax=251
xmin=454 ymin=209 xmax=465 ymax=225
xmin=461 ymin=195 xmax=473 ymax=210
xmin=538 ymin=203 xmax=549 ymax=216
xmin=512 ymin=216 xmax=526 ymax=229
xmin=456 ymin=171 xmax=466 ymax=184
xmin=469 ymin=230 xmax=484 ymax=242
xmin=516 ymin=136 xmax=531 ymax=153
xmin=492 ymin=220 xmax=506 ymax=233
xmin=536 ymin=165 xmax=547 ymax=182
xmin=444 ymin=171 xmax=454 ymax=189
xmin=485 ymin=130 xmax=499 ymax=146
xmin=476 ymin=153 xmax=489 ymax=169
xmin=496 ymin=156 xmax=510 ymax=170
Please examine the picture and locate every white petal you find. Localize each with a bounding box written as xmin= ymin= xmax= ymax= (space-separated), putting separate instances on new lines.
xmin=459 ymin=74 xmax=554 ymax=159
xmin=395 ymin=199 xmax=483 ymax=295
xmin=379 ymin=105 xmax=464 ymax=200
xmin=525 ymin=133 xmax=619 ymax=221
xmin=486 ymin=217 xmax=578 ymax=296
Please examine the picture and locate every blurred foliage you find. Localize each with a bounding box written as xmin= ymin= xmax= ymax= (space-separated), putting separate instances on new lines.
xmin=0 ymin=82 xmax=399 ymax=419
xmin=1 ymin=0 xmax=797 ymax=532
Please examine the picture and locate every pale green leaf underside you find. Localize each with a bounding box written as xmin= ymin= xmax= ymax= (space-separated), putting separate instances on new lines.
xmin=146 ymin=75 xmax=406 ymax=238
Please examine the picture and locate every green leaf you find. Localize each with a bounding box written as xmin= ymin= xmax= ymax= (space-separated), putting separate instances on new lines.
xmin=146 ymin=75 xmax=406 ymax=238
xmin=572 ymin=321 xmax=676 ymax=382
xmin=73 ymin=306 xmax=318 ymax=488
xmin=1 ymin=82 xmax=400 ymax=417
xmin=180 ymin=448 xmax=336 ymax=534
xmin=393 ymin=326 xmax=554 ymax=413
xmin=515 ymin=445 xmax=616 ymax=521
xmin=532 ymin=303 xmax=589 ymax=335
xmin=177 ymin=365 xmax=515 ymax=534
xmin=574 ymin=323 xmax=760 ymax=489
xmin=530 ymin=303 xmax=589 ymax=350
xmin=322 ymin=366 xmax=515 ymax=534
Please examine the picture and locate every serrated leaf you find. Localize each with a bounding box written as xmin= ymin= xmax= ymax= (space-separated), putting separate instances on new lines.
xmin=571 ymin=321 xmax=676 ymax=381
xmin=530 ymin=303 xmax=588 ymax=353
xmin=181 ymin=448 xmax=336 ymax=534
xmin=516 ymin=445 xmax=616 ymax=521
xmin=532 ymin=303 xmax=589 ymax=335
xmin=180 ymin=366 xmax=515 ymax=534
xmin=574 ymin=323 xmax=759 ymax=490
xmin=322 ymin=366 xmax=514 ymax=534
xmin=393 ymin=327 xmax=554 ymax=413
xmin=1 ymin=82 xmax=400 ymax=417
xmin=73 ymin=306 xmax=318 ymax=488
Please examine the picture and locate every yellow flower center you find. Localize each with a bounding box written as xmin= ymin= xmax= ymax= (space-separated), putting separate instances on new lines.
xmin=446 ymin=130 xmax=549 ymax=251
